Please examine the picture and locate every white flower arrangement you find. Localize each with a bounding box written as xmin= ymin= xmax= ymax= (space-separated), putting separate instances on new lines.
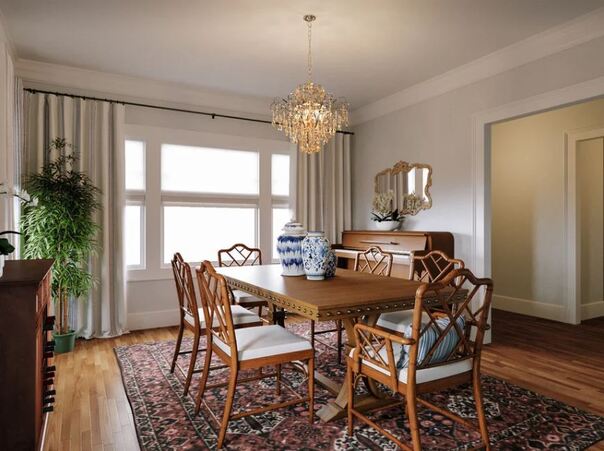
xmin=371 ymin=190 xmax=403 ymax=222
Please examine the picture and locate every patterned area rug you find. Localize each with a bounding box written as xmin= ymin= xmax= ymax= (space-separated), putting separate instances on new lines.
xmin=115 ymin=322 xmax=604 ymax=450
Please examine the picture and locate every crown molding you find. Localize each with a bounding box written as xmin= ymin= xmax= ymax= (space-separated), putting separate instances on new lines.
xmin=351 ymin=6 xmax=604 ymax=125
xmin=15 ymin=58 xmax=273 ymax=118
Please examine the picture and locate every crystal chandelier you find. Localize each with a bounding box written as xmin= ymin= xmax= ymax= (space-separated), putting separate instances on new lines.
xmin=271 ymin=15 xmax=349 ymax=154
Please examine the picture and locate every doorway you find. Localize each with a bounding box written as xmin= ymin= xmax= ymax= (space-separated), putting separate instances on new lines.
xmin=490 ymin=98 xmax=604 ymax=323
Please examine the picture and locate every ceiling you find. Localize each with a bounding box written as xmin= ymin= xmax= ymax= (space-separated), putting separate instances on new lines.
xmin=1 ymin=0 xmax=604 ymax=109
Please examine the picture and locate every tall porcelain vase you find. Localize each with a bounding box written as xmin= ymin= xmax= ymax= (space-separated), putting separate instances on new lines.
xmin=302 ymin=231 xmax=331 ymax=281
xmin=276 ymin=221 xmax=307 ymax=276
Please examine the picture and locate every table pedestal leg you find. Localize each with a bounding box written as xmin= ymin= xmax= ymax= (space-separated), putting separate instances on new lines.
xmin=316 ymin=314 xmax=398 ymax=422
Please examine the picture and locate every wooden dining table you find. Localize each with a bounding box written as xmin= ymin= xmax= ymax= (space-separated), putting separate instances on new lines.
xmin=215 ymin=264 xmax=454 ymax=422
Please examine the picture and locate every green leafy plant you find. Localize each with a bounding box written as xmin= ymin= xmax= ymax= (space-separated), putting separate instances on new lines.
xmin=21 ymin=138 xmax=100 ymax=335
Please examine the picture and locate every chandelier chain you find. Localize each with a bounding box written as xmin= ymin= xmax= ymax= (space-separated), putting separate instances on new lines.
xmin=307 ymin=20 xmax=312 ymax=80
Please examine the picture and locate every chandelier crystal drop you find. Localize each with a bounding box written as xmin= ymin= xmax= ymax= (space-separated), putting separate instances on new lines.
xmin=271 ymin=15 xmax=349 ymax=154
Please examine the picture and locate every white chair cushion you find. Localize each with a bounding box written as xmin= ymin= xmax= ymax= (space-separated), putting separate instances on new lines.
xmin=349 ymin=347 xmax=472 ymax=384
xmin=232 ymin=289 xmax=264 ymax=305
xmin=215 ymin=325 xmax=312 ymax=361
xmin=376 ymin=310 xmax=430 ymax=333
xmin=184 ymin=305 xmax=261 ymax=328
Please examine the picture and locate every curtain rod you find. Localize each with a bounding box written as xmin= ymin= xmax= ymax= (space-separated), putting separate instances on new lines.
xmin=24 ymin=88 xmax=355 ymax=136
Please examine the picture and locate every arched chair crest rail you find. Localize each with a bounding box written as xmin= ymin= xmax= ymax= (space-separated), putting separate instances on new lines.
xmin=347 ymin=267 xmax=493 ymax=451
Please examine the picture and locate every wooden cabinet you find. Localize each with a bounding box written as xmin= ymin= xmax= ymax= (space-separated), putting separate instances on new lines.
xmin=0 ymin=259 xmax=55 ymax=450
xmin=335 ymin=231 xmax=454 ymax=278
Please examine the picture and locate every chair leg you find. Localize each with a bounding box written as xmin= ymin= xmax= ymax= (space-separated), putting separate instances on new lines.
xmin=276 ymin=364 xmax=282 ymax=396
xmin=258 ymin=304 xmax=263 ymax=319
xmin=183 ymin=331 xmax=200 ymax=396
xmin=217 ymin=368 xmax=238 ymax=449
xmin=336 ymin=320 xmax=343 ymax=364
xmin=406 ymin=393 xmax=422 ymax=451
xmin=310 ymin=320 xmax=315 ymax=348
xmin=473 ymin=371 xmax=491 ymax=450
xmin=194 ymin=344 xmax=213 ymax=415
xmin=346 ymin=364 xmax=354 ymax=435
xmin=308 ymin=354 xmax=314 ymax=424
xmin=170 ymin=321 xmax=184 ymax=373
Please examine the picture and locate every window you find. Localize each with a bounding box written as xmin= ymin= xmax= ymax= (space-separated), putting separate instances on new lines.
xmin=125 ymin=204 xmax=143 ymax=266
xmin=162 ymin=144 xmax=259 ymax=194
xmin=124 ymin=126 xmax=294 ymax=279
xmin=163 ymin=206 xmax=257 ymax=263
xmin=272 ymin=207 xmax=291 ymax=258
xmin=271 ymin=153 xmax=290 ymax=196
xmin=125 ymin=140 xmax=146 ymax=268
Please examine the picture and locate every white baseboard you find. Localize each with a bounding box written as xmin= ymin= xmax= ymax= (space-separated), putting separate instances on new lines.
xmin=582 ymin=300 xmax=604 ymax=320
xmin=493 ymin=294 xmax=567 ymax=322
xmin=127 ymin=308 xmax=180 ymax=331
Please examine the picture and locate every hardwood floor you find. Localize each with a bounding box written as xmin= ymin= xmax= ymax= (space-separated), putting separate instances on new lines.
xmin=44 ymin=310 xmax=604 ymax=450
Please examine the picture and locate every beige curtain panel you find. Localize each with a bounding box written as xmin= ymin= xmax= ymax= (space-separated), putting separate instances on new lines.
xmin=296 ymin=133 xmax=352 ymax=244
xmin=23 ymin=93 xmax=127 ymax=339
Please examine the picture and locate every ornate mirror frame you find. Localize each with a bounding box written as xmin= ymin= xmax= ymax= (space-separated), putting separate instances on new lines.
xmin=374 ymin=161 xmax=433 ymax=216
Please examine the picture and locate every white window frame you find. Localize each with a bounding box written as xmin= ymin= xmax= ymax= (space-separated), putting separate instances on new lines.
xmin=124 ymin=139 xmax=147 ymax=270
xmin=124 ymin=124 xmax=296 ymax=281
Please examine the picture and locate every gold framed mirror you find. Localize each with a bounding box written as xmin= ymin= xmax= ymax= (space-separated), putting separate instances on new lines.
xmin=374 ymin=161 xmax=433 ymax=216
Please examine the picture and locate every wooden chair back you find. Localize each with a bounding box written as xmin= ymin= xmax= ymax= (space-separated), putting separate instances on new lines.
xmin=218 ymin=243 xmax=262 ymax=267
xmin=196 ymin=261 xmax=237 ymax=356
xmin=354 ymin=246 xmax=393 ymax=276
xmin=352 ymin=268 xmax=492 ymax=387
xmin=408 ymin=268 xmax=492 ymax=374
xmin=171 ymin=253 xmax=200 ymax=328
xmin=409 ymin=250 xmax=464 ymax=283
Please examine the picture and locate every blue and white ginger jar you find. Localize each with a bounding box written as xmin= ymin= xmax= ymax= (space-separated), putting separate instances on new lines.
xmin=276 ymin=221 xmax=307 ymax=276
xmin=325 ymin=250 xmax=337 ymax=278
xmin=302 ymin=231 xmax=331 ymax=281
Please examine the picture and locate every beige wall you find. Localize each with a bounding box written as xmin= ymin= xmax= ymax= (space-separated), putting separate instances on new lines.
xmin=491 ymin=99 xmax=604 ymax=320
xmin=577 ymin=137 xmax=603 ymax=308
xmin=351 ymin=36 xmax=604 ymax=274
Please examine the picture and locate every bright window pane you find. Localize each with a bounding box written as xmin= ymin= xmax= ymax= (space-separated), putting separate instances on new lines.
xmin=125 ymin=205 xmax=143 ymax=267
xmin=272 ymin=154 xmax=290 ymax=196
xmin=163 ymin=206 xmax=256 ymax=263
xmin=161 ymin=144 xmax=259 ymax=194
xmin=272 ymin=207 xmax=292 ymax=259
xmin=125 ymin=140 xmax=145 ymax=190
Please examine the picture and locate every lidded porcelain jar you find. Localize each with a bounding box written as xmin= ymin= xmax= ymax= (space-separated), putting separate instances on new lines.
xmin=301 ymin=231 xmax=331 ymax=281
xmin=276 ymin=221 xmax=307 ymax=276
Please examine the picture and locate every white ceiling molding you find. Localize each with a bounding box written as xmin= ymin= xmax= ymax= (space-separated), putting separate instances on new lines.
xmin=15 ymin=58 xmax=273 ymax=118
xmin=351 ymin=6 xmax=604 ymax=125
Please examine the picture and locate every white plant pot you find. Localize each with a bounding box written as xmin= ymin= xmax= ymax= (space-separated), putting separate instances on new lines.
xmin=0 ymin=254 xmax=4 ymax=279
xmin=373 ymin=220 xmax=400 ymax=231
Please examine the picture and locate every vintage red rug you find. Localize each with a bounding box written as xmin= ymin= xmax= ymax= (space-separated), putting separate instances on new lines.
xmin=115 ymin=322 xmax=604 ymax=450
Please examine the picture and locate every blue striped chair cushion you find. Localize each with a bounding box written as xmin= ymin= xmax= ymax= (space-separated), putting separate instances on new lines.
xmin=397 ymin=315 xmax=466 ymax=369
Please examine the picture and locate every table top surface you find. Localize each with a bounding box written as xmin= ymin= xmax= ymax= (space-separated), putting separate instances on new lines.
xmin=215 ymin=264 xmax=424 ymax=321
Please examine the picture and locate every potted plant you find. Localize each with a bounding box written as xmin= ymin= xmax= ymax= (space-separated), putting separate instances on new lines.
xmin=21 ymin=138 xmax=100 ymax=353
xmin=371 ymin=190 xmax=404 ymax=231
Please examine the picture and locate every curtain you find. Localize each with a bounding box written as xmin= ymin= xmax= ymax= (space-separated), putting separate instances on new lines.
xmin=23 ymin=92 xmax=127 ymax=339
xmin=296 ymin=133 xmax=352 ymax=244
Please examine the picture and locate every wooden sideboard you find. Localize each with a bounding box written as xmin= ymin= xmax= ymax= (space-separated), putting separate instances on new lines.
xmin=0 ymin=259 xmax=55 ymax=450
xmin=335 ymin=230 xmax=454 ymax=278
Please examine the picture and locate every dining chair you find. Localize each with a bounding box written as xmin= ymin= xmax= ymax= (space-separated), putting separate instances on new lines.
xmin=347 ymin=267 xmax=493 ymax=450
xmin=218 ymin=243 xmax=268 ymax=318
xmin=195 ymin=261 xmax=314 ymax=449
xmin=377 ymin=250 xmax=464 ymax=333
xmin=310 ymin=246 xmax=394 ymax=363
xmin=170 ymin=253 xmax=262 ymax=396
